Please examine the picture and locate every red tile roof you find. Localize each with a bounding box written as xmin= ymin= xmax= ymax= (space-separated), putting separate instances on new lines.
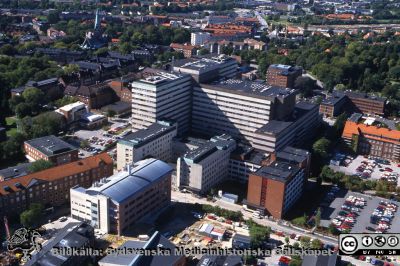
xmin=342 ymin=121 xmax=400 ymax=144
xmin=0 ymin=153 xmax=113 ymax=196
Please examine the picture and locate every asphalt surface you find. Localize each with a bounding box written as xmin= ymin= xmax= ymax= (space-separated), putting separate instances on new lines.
xmin=331 ymin=155 xmax=400 ymax=186
xmin=321 ymin=190 xmax=400 ymax=233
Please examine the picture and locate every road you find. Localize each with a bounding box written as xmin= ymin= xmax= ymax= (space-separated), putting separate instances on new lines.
xmin=172 ymin=191 xmax=399 ymax=266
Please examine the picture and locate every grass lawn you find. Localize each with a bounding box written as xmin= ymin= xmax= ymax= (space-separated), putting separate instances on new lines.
xmin=5 ymin=116 xmax=18 ymax=137
xmin=6 ymin=117 xmax=16 ymax=126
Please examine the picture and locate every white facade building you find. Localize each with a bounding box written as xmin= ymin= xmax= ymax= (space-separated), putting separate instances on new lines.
xmin=191 ymin=32 xmax=211 ymax=46
xmin=70 ymin=159 xmax=172 ymax=235
xmin=192 ymin=80 xmax=297 ymax=148
xmin=173 ymin=55 xmax=238 ymax=83
xmin=116 ymin=120 xmax=177 ymax=171
xmin=131 ymin=70 xmax=192 ymax=135
xmin=282 ymin=167 xmax=305 ymax=213
xmin=177 ymin=134 xmax=236 ymax=194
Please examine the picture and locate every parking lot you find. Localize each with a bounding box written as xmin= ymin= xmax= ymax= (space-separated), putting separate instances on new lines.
xmin=72 ymin=119 xmax=131 ymax=160
xmin=331 ymin=155 xmax=400 ymax=186
xmin=321 ymin=190 xmax=400 ymax=233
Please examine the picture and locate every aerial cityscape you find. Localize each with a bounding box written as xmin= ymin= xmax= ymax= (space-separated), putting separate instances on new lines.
xmin=0 ymin=0 xmax=400 ymax=265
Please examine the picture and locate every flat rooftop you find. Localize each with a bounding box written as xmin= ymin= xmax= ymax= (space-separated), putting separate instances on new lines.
xmin=257 ymin=101 xmax=317 ymax=136
xmin=256 ymin=120 xmax=293 ymax=135
xmin=56 ymin=101 xmax=86 ymax=112
xmin=174 ymin=58 xmax=221 ymax=72
xmin=133 ymin=69 xmax=188 ymax=86
xmin=269 ymin=64 xmax=302 ymax=75
xmin=25 ymin=135 xmax=78 ymax=156
xmin=276 ymin=146 xmax=309 ymax=164
xmin=321 ymin=91 xmax=347 ymax=106
xmin=255 ymin=161 xmax=300 ymax=183
xmin=201 ymin=79 xmax=296 ymax=99
xmin=184 ymin=134 xmax=235 ymax=164
xmin=0 ymin=163 xmax=32 ymax=180
xmin=344 ymin=90 xmax=386 ymax=102
xmin=119 ymin=121 xmax=176 ymax=148
xmin=84 ymin=159 xmax=172 ymax=204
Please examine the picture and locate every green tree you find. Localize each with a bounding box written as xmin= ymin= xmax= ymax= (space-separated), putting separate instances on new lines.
xmin=300 ymin=236 xmax=311 ymax=248
xmin=54 ymin=96 xmax=78 ymax=108
xmin=80 ymin=139 xmax=90 ymax=149
xmin=63 ymin=64 xmax=80 ymax=75
xmin=248 ymin=220 xmax=271 ymax=248
xmin=312 ymin=138 xmax=331 ymax=159
xmin=295 ymin=76 xmax=317 ymax=97
xmin=28 ymin=159 xmax=54 ymax=173
xmin=27 ymin=112 xmax=66 ymax=138
xmin=292 ymin=214 xmax=307 ymax=227
xmin=388 ymin=66 xmax=400 ymax=80
xmin=20 ymin=203 xmax=43 ymax=228
xmin=47 ymin=11 xmax=60 ymax=24
xmin=22 ymin=87 xmax=45 ymax=110
xmin=106 ymin=109 xmax=116 ymax=118
xmin=315 ymin=208 xmax=322 ymax=228
xmin=311 ymin=238 xmax=322 ymax=249
xmin=198 ymin=48 xmax=210 ymax=56
xmin=289 ymin=255 xmax=302 ymax=266
xmin=284 ymin=236 xmax=290 ymax=246
xmin=332 ymin=112 xmax=348 ymax=138
xmin=15 ymin=102 xmax=32 ymax=118
xmin=0 ymin=44 xmax=17 ymax=56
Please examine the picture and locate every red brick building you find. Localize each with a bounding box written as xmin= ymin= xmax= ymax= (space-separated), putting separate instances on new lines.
xmin=64 ymin=82 xmax=118 ymax=110
xmin=170 ymin=43 xmax=198 ymax=58
xmin=246 ymin=147 xmax=310 ymax=219
xmin=24 ymin=135 xmax=79 ymax=165
xmin=107 ymin=73 xmax=137 ymax=103
xmin=266 ymin=64 xmax=302 ymax=89
xmin=0 ymin=153 xmax=113 ymax=219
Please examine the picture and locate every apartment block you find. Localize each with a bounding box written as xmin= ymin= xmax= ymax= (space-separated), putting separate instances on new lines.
xmin=173 ymin=54 xmax=238 ymax=83
xmin=70 ymin=159 xmax=172 ymax=235
xmin=253 ymin=102 xmax=321 ymax=153
xmin=266 ymin=64 xmax=302 ymax=89
xmin=24 ymin=135 xmax=79 ymax=165
xmin=246 ymin=161 xmax=305 ymax=219
xmin=320 ymin=90 xmax=387 ymax=117
xmin=177 ymin=135 xmax=236 ymax=194
xmin=342 ymin=115 xmax=400 ymax=161
xmin=192 ymin=79 xmax=297 ymax=147
xmin=344 ymin=90 xmax=386 ymax=116
xmin=131 ymin=69 xmax=192 ymax=135
xmin=191 ymin=32 xmax=211 ymax=46
xmin=116 ymin=120 xmax=177 ymax=171
xmin=0 ymin=153 xmax=113 ymax=219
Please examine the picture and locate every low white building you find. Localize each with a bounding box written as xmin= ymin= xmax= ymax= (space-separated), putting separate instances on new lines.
xmin=116 ymin=120 xmax=177 ymax=171
xmin=177 ymin=134 xmax=236 ymax=194
xmin=55 ymin=101 xmax=87 ymax=123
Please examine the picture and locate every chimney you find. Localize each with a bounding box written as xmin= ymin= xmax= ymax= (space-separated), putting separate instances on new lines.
xmin=127 ymin=164 xmax=132 ymax=175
